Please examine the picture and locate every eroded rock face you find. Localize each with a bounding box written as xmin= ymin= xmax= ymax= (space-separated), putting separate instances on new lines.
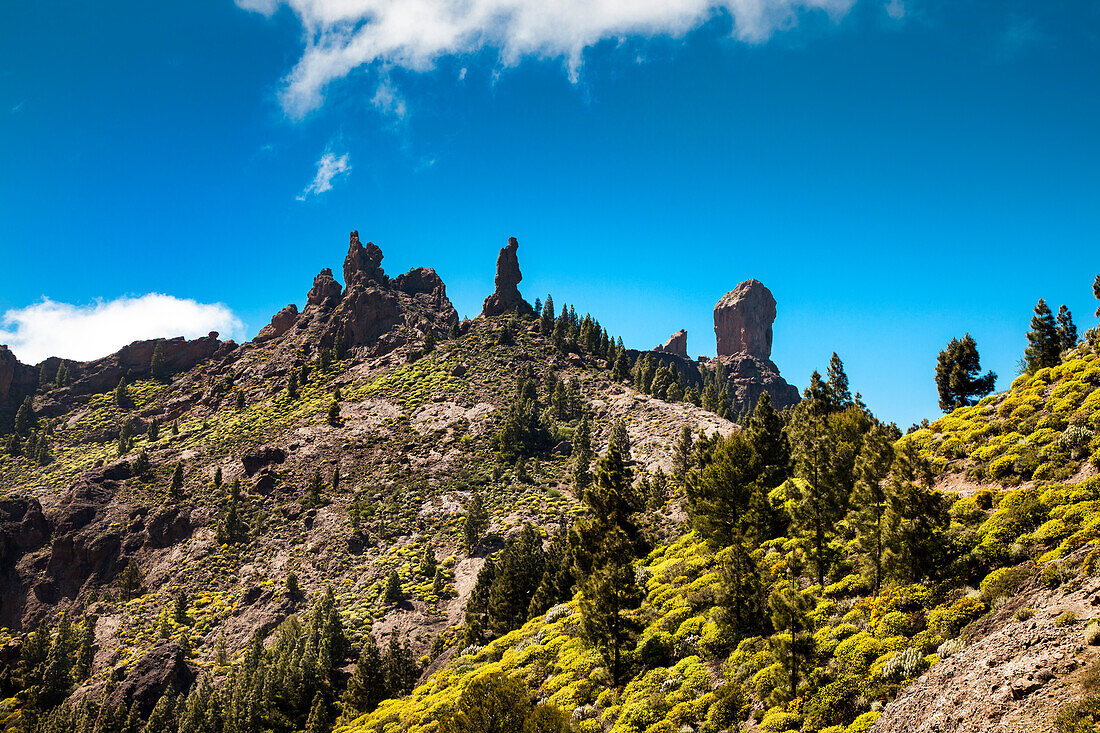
xmin=343 ymin=231 xmax=385 ymax=287
xmin=307 ymin=268 xmax=342 ymax=307
xmin=714 ymin=279 xmax=776 ymax=359
xmin=255 ymin=304 xmax=299 ymax=343
xmin=0 ymin=345 xmax=38 ymax=421
xmin=481 ymin=237 xmax=532 ymax=317
xmin=105 ymin=641 xmax=196 ymax=719
xmin=654 ymin=330 xmax=688 ymax=359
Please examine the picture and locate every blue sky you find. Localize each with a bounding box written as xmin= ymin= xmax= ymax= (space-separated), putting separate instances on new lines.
xmin=1 ymin=0 xmax=1098 ymax=428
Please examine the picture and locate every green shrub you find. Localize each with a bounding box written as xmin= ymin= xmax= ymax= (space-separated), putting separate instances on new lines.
xmin=979 ymin=564 xmax=1032 ymax=602
xmin=1085 ymin=622 xmax=1100 ymax=646
xmin=928 ymin=597 xmax=985 ymax=638
xmin=846 ymin=712 xmax=882 ymax=733
xmin=1055 ymin=611 xmax=1078 ymax=627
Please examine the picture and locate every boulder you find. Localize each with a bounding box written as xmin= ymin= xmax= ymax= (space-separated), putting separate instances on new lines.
xmin=654 ymin=330 xmax=688 ymax=358
xmin=255 ymin=304 xmax=299 ymax=343
xmin=481 ymin=237 xmax=532 ymax=316
xmin=714 ymin=279 xmax=776 ymax=359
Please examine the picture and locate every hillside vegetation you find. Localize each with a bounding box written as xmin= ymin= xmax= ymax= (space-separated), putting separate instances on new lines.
xmin=2 ymin=244 xmax=1100 ymax=733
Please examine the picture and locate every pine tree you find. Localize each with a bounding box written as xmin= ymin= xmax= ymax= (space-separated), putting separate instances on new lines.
xmin=787 ymin=371 xmax=843 ymax=588
xmin=288 ymin=372 xmax=299 ymax=400
xmin=118 ymin=561 xmax=143 ymax=600
xmin=671 ymin=425 xmax=694 ymax=487
xmin=572 ymin=448 xmax=643 ymax=687
xmin=381 ymin=633 xmax=418 ymax=697
xmin=217 ymin=479 xmax=246 ymax=545
xmin=327 ymin=398 xmax=341 ymax=425
xmin=114 ymin=378 xmax=131 ymax=409
xmin=1057 ymin=304 xmax=1078 ymax=352
xmin=845 ymin=424 xmax=894 ymax=596
xmin=420 ymin=543 xmax=437 ymax=577
xmin=173 ymin=591 xmax=189 ymax=625
xmin=73 ymin=619 xmax=95 ymax=682
xmin=768 ymin=581 xmax=813 ymax=702
xmin=825 ymin=353 xmax=852 ymax=412
xmin=169 ymin=461 xmax=185 ymax=501
xmin=1024 ymin=298 xmax=1062 ymax=372
xmin=146 ymin=418 xmax=159 ymax=442
xmin=14 ymin=395 xmax=36 ymax=435
xmin=383 ymin=570 xmax=403 ymax=605
xmin=1094 ymin=274 xmax=1100 ymax=318
xmin=235 ymin=390 xmax=246 ymax=411
xmin=55 ymin=360 xmax=70 ymax=387
xmin=343 ymin=635 xmax=385 ymax=715
xmin=150 ymin=343 xmax=167 ymax=380
xmin=307 ymin=469 xmax=323 ymax=505
xmin=304 ymin=693 xmax=328 ymax=733
xmin=331 ymin=464 xmax=341 ymax=492
xmin=423 ymin=330 xmax=436 ymax=354
xmin=746 ymin=392 xmax=790 ymax=489
xmin=608 ymin=418 xmax=631 ymax=461
xmin=571 ymin=415 xmax=593 ymax=492
xmin=935 ymin=334 xmax=997 ymax=412
xmin=463 ymin=492 xmax=489 ymax=553
xmin=882 ymin=441 xmax=949 ymax=584
xmin=142 ymin=692 xmax=176 ymax=733
xmin=486 ymin=525 xmax=546 ymax=635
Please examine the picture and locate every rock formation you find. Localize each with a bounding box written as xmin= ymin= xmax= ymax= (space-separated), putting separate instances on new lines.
xmin=654 ymin=330 xmax=688 ymax=359
xmin=306 ymin=269 xmax=342 ymax=307
xmin=714 ymin=279 xmax=775 ymax=358
xmin=254 ymin=304 xmax=299 ymax=343
xmin=481 ymin=237 xmax=532 ymax=317
xmin=343 ymin=231 xmax=385 ymax=287
xmin=0 ymin=345 xmax=37 ymax=421
xmin=703 ymin=280 xmax=799 ymax=413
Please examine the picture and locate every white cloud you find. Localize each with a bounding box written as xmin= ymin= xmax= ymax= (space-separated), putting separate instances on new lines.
xmin=371 ymin=76 xmax=408 ymax=119
xmin=239 ymin=0 xmax=857 ymax=119
xmin=884 ymin=0 xmax=905 ymax=20
xmin=0 ymin=295 xmax=245 ymax=364
xmin=297 ymin=150 xmax=351 ymax=200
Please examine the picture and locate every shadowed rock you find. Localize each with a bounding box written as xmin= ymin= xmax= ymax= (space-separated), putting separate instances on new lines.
xmin=481 ymin=237 xmax=532 ymax=317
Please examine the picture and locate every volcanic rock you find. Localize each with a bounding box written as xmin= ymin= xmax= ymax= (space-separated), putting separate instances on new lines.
xmin=145 ymin=507 xmax=191 ymax=548
xmin=654 ymin=330 xmax=688 ymax=359
xmin=307 ymin=268 xmax=342 ymax=307
xmin=343 ymin=231 xmax=386 ymax=287
xmin=0 ymin=345 xmax=38 ymax=419
xmin=255 ymin=304 xmax=299 ymax=343
xmin=106 ymin=641 xmax=196 ymax=719
xmin=481 ymin=237 xmax=532 ymax=317
xmin=241 ymin=446 xmax=287 ymax=477
xmin=714 ymin=279 xmax=776 ymax=359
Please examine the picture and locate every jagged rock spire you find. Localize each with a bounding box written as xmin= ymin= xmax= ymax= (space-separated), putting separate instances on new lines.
xmin=481 ymin=236 xmax=532 ymax=317
xmin=343 ymin=230 xmax=385 ymax=287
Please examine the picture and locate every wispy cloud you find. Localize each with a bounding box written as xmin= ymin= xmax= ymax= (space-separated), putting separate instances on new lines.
xmin=238 ymin=0 xmax=857 ymax=119
xmin=0 ymin=295 xmax=245 ymax=364
xmin=297 ymin=151 xmax=351 ymax=200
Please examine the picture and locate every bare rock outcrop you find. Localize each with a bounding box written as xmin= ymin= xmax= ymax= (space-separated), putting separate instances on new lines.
xmin=481 ymin=237 xmax=532 ymax=317
xmin=343 ymin=230 xmax=386 ymax=287
xmin=714 ymin=279 xmax=776 ymax=358
xmin=0 ymin=345 xmax=37 ymax=421
xmin=654 ymin=330 xmax=688 ymax=358
xmin=873 ymin=561 xmax=1100 ymax=733
xmin=307 ymin=268 xmax=342 ymax=307
xmin=255 ymin=304 xmax=299 ymax=343
xmin=105 ymin=641 xmax=196 ymax=719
